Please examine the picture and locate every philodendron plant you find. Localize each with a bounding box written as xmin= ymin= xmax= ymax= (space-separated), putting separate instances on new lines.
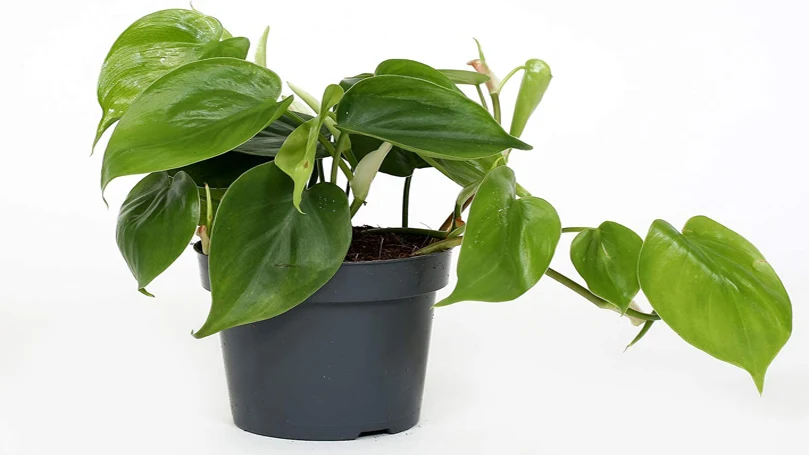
xmin=95 ymin=8 xmax=792 ymax=393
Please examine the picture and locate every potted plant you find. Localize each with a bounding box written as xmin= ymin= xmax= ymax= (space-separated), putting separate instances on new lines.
xmin=93 ymin=8 xmax=793 ymax=441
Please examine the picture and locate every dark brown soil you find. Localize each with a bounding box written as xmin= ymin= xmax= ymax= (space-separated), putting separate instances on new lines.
xmin=345 ymin=226 xmax=433 ymax=262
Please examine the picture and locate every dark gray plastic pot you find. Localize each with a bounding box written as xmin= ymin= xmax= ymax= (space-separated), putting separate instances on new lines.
xmin=194 ymin=242 xmax=452 ymax=441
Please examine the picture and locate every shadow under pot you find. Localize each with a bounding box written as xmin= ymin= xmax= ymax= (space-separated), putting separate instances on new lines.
xmin=194 ymin=242 xmax=452 ymax=441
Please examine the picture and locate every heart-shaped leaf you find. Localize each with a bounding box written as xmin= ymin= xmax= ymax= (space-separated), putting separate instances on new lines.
xmin=94 ymin=9 xmax=247 ymax=147
xmin=570 ymin=221 xmax=642 ymax=313
xmin=438 ymin=166 xmax=561 ymax=306
xmin=101 ymin=58 xmax=289 ymax=193
xmin=336 ymin=75 xmax=531 ymax=160
xmin=116 ymin=171 xmax=200 ymax=295
xmin=194 ymin=163 xmax=351 ymax=338
xmin=375 ymin=59 xmax=461 ymax=92
xmin=638 ymin=216 xmax=792 ymax=392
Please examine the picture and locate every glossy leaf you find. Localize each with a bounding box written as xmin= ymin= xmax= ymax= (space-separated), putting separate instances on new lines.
xmin=101 ymin=58 xmax=288 ymax=192
xmin=638 ymin=216 xmax=792 ymax=392
xmin=510 ymin=59 xmax=552 ymax=137
xmin=375 ymin=59 xmax=461 ymax=92
xmin=351 ymin=142 xmax=393 ymax=202
xmin=232 ymin=112 xmax=329 ymax=158
xmin=423 ymin=155 xmax=500 ymax=187
xmin=255 ymin=26 xmax=269 ymax=67
xmin=275 ymin=84 xmax=344 ymax=211
xmin=439 ymin=69 xmax=490 ymax=85
xmin=438 ymin=166 xmax=561 ymax=306
xmin=339 ymin=72 xmax=373 ymax=91
xmin=94 ymin=9 xmax=246 ymax=147
xmin=194 ymin=163 xmax=351 ymax=338
xmin=570 ymin=221 xmax=642 ymax=313
xmin=351 ymin=135 xmax=429 ymax=178
xmin=168 ymin=152 xmax=271 ymax=189
xmin=116 ymin=171 xmax=200 ymax=295
xmin=336 ymin=75 xmax=531 ymax=160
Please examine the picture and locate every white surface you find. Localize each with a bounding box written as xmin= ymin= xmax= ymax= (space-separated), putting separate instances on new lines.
xmin=1 ymin=0 xmax=808 ymax=453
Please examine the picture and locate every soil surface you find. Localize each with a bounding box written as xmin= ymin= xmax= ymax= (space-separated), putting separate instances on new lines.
xmin=345 ymin=226 xmax=433 ymax=262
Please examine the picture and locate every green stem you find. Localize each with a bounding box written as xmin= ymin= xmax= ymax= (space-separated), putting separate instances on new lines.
xmin=332 ymin=134 xmax=350 ymax=183
xmin=475 ymin=85 xmax=489 ymax=111
xmin=402 ymin=175 xmax=412 ymax=227
xmin=349 ymin=198 xmax=364 ymax=218
xmin=316 ymin=158 xmax=326 ymax=183
xmin=498 ymin=65 xmax=525 ymax=93
xmin=367 ymin=227 xmax=447 ymax=239
xmin=544 ymin=268 xmax=661 ymax=321
xmin=562 ymin=227 xmax=591 ymax=233
xmin=414 ymin=237 xmax=463 ymax=256
xmin=491 ymin=93 xmax=502 ymax=123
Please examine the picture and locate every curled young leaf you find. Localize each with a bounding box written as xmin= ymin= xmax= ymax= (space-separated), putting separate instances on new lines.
xmin=509 ymin=59 xmax=552 ymax=137
xmin=336 ymin=75 xmax=530 ymax=160
xmin=439 ymin=69 xmax=490 ymax=85
xmin=101 ymin=58 xmax=288 ymax=193
xmin=194 ymin=163 xmax=351 ymax=338
xmin=275 ymin=85 xmax=344 ymax=211
xmin=116 ymin=171 xmax=200 ymax=295
xmin=351 ymin=142 xmax=393 ymax=202
xmin=570 ymin=221 xmax=643 ymax=313
xmin=437 ymin=166 xmax=561 ymax=306
xmin=255 ymin=26 xmax=269 ymax=67
xmin=638 ymin=216 xmax=792 ymax=392
xmin=94 ymin=9 xmax=247 ymax=147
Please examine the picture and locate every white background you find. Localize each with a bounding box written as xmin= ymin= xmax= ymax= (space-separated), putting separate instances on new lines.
xmin=1 ymin=0 xmax=807 ymax=453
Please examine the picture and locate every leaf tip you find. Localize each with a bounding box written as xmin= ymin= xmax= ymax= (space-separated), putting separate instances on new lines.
xmin=139 ymin=287 xmax=155 ymax=298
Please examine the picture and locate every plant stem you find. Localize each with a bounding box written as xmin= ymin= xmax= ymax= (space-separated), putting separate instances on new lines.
xmin=332 ymin=134 xmax=350 ymax=183
xmin=544 ymin=268 xmax=661 ymax=321
xmin=367 ymin=227 xmax=447 ymax=239
xmin=498 ymin=65 xmax=525 ymax=93
xmin=562 ymin=227 xmax=590 ymax=233
xmin=402 ymin=175 xmax=412 ymax=227
xmin=414 ymin=237 xmax=463 ymax=255
xmin=491 ymin=93 xmax=502 ymax=123
xmin=475 ymin=85 xmax=489 ymax=111
xmin=349 ymin=198 xmax=364 ymax=218
xmin=316 ymin=158 xmax=326 ymax=183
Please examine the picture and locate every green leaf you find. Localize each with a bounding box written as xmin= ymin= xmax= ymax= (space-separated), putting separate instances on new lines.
xmin=375 ymin=59 xmax=461 ymax=92
xmin=94 ymin=9 xmax=246 ymax=147
xmin=510 ymin=59 xmax=552 ymax=137
xmin=168 ymin=152 xmax=271 ymax=189
xmin=116 ymin=171 xmax=200 ymax=295
xmin=194 ymin=163 xmax=351 ymax=338
xmin=438 ymin=166 xmax=561 ymax=306
xmin=275 ymin=85 xmax=343 ymax=211
xmin=570 ymin=221 xmax=643 ymax=313
xmin=351 ymin=135 xmax=429 ymax=178
xmin=231 ymin=112 xmax=329 ymax=158
xmin=351 ymin=142 xmax=392 ymax=202
xmin=339 ymin=72 xmax=373 ymax=91
xmin=100 ymin=58 xmax=288 ymax=193
xmin=336 ymin=75 xmax=531 ymax=160
xmin=255 ymin=26 xmax=269 ymax=67
xmin=638 ymin=216 xmax=792 ymax=392
xmin=424 ymin=155 xmax=500 ymax=187
xmin=439 ymin=69 xmax=490 ymax=85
